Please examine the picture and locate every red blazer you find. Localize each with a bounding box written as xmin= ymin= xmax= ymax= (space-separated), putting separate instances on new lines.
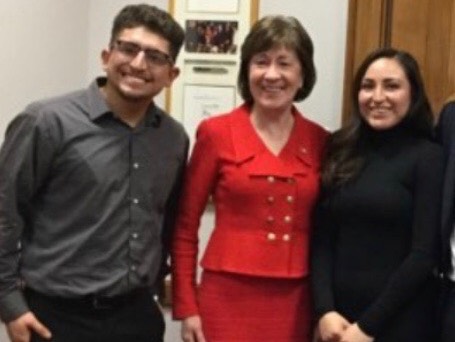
xmin=172 ymin=104 xmax=327 ymax=318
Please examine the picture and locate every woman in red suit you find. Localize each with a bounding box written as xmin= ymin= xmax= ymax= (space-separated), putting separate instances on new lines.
xmin=172 ymin=15 xmax=327 ymax=342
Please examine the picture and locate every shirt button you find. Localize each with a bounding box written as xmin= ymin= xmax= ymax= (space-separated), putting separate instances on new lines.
xmin=284 ymin=215 xmax=292 ymax=223
xmin=300 ymin=146 xmax=307 ymax=154
xmin=130 ymin=265 xmax=137 ymax=271
xmin=267 ymin=232 xmax=276 ymax=241
xmin=282 ymin=234 xmax=291 ymax=241
xmin=267 ymin=196 xmax=275 ymax=204
xmin=133 ymin=162 xmax=140 ymax=169
xmin=286 ymin=195 xmax=294 ymax=203
xmin=132 ymin=198 xmax=139 ymax=204
xmin=267 ymin=176 xmax=275 ymax=183
xmin=266 ymin=216 xmax=275 ymax=224
xmin=131 ymin=233 xmax=139 ymax=239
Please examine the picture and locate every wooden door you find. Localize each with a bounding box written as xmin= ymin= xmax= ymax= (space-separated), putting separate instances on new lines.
xmin=342 ymin=0 xmax=455 ymax=124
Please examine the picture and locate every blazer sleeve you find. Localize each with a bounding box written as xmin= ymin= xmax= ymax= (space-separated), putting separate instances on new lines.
xmin=171 ymin=119 xmax=220 ymax=319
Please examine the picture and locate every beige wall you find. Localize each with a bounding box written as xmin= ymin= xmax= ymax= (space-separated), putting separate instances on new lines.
xmin=0 ymin=0 xmax=89 ymax=142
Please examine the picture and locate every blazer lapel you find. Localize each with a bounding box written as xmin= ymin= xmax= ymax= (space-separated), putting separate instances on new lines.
xmin=282 ymin=111 xmax=316 ymax=176
xmin=229 ymin=104 xmax=263 ymax=164
xmin=229 ymin=105 xmax=314 ymax=178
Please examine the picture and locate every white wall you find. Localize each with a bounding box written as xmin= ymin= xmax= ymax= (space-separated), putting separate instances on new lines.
xmin=260 ymin=0 xmax=348 ymax=131
xmin=0 ymin=0 xmax=89 ymax=142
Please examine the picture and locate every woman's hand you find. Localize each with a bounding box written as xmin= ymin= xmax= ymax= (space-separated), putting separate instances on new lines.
xmin=340 ymin=323 xmax=373 ymax=342
xmin=318 ymin=311 xmax=350 ymax=341
xmin=181 ymin=315 xmax=206 ymax=342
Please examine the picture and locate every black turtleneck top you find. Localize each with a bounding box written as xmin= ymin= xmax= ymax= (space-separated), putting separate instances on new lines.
xmin=311 ymin=127 xmax=443 ymax=339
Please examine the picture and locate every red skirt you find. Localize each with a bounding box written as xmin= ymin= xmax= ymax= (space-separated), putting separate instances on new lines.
xmin=198 ymin=270 xmax=312 ymax=342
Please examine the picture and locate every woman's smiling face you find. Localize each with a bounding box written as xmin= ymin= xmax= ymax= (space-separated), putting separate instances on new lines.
xmin=358 ymin=57 xmax=411 ymax=131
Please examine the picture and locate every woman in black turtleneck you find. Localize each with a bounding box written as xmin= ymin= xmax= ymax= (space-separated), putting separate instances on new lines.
xmin=311 ymin=48 xmax=443 ymax=342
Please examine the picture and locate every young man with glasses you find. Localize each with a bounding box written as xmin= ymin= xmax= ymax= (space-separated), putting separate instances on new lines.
xmin=0 ymin=4 xmax=187 ymax=342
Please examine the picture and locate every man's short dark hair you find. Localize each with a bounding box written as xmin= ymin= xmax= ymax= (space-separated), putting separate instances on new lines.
xmin=111 ymin=4 xmax=184 ymax=62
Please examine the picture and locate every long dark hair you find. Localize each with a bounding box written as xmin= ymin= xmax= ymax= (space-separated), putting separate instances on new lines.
xmin=322 ymin=47 xmax=434 ymax=188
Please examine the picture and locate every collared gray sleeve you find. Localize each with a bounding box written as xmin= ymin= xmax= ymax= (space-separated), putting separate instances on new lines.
xmin=0 ymin=107 xmax=56 ymax=322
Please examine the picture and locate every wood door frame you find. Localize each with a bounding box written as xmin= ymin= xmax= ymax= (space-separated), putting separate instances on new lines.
xmin=341 ymin=0 xmax=391 ymax=125
xmin=342 ymin=0 xmax=455 ymax=124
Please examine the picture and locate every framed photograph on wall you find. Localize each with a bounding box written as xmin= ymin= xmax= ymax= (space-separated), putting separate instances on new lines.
xmin=186 ymin=0 xmax=239 ymax=13
xmin=167 ymin=0 xmax=259 ymax=124
xmin=183 ymin=84 xmax=236 ymax=150
xmin=184 ymin=19 xmax=239 ymax=54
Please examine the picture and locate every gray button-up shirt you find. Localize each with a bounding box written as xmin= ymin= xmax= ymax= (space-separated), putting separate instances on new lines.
xmin=0 ymin=78 xmax=188 ymax=322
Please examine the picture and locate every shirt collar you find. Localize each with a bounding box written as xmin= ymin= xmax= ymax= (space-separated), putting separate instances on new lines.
xmin=86 ymin=77 xmax=163 ymax=127
xmin=85 ymin=77 xmax=111 ymax=121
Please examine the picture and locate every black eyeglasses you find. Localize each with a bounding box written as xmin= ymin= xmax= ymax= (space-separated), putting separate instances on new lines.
xmin=112 ymin=39 xmax=173 ymax=66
